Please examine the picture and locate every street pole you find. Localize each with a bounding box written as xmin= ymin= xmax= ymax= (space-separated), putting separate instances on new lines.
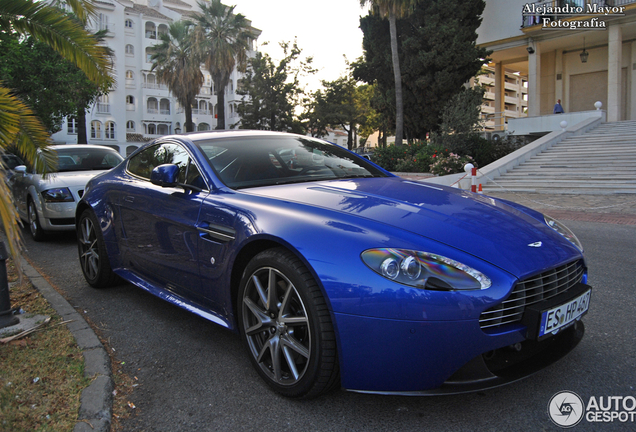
xmin=0 ymin=241 xmax=19 ymax=329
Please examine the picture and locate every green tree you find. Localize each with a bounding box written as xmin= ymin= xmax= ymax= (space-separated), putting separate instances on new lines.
xmin=359 ymin=0 xmax=418 ymax=147
xmin=150 ymin=21 xmax=204 ymax=133
xmin=0 ymin=34 xmax=106 ymax=135
xmin=356 ymin=0 xmax=489 ymax=140
xmin=193 ymin=0 xmax=252 ymax=130
xmin=236 ymin=41 xmax=313 ymax=133
xmin=0 ymin=0 xmax=112 ymax=258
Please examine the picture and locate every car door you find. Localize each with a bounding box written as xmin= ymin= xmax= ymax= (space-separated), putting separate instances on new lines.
xmin=118 ymin=141 xmax=208 ymax=298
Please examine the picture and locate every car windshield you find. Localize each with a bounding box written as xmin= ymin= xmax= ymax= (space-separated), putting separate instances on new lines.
xmin=195 ymin=135 xmax=387 ymax=189
xmin=45 ymin=148 xmax=123 ymax=173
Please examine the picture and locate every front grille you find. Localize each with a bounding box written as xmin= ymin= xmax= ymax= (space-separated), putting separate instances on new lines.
xmin=479 ymin=260 xmax=584 ymax=330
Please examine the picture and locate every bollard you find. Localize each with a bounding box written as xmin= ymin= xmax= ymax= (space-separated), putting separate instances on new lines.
xmin=0 ymin=241 xmax=18 ymax=329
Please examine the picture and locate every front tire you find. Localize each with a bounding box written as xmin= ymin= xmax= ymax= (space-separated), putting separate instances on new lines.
xmin=77 ymin=209 xmax=120 ymax=288
xmin=28 ymin=199 xmax=46 ymax=242
xmin=238 ymin=248 xmax=339 ymax=398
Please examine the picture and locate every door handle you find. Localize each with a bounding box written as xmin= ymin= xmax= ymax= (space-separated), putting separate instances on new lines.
xmin=124 ymin=196 xmax=135 ymax=203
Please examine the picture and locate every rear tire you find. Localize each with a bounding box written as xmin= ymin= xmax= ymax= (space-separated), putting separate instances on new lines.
xmin=237 ymin=248 xmax=339 ymax=398
xmin=77 ymin=209 xmax=120 ymax=288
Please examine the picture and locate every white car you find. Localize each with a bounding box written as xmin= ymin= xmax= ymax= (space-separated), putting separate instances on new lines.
xmin=11 ymin=145 xmax=123 ymax=241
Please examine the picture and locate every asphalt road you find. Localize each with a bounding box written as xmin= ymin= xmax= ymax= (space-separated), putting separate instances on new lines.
xmin=22 ymin=220 xmax=636 ymax=431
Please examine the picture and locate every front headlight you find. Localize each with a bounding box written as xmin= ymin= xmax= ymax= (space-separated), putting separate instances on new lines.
xmin=544 ymin=215 xmax=583 ymax=252
xmin=41 ymin=187 xmax=74 ymax=203
xmin=361 ymin=248 xmax=492 ymax=291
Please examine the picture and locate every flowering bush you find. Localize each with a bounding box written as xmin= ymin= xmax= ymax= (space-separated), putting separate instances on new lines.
xmin=429 ymin=153 xmax=475 ymax=176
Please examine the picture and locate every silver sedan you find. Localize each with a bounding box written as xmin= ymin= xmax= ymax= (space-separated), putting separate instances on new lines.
xmin=11 ymin=144 xmax=123 ymax=241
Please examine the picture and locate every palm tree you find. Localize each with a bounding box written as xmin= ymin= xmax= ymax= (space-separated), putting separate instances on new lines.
xmin=193 ymin=0 xmax=252 ymax=130
xmin=150 ymin=21 xmax=204 ymax=133
xmin=360 ymin=0 xmax=417 ymax=146
xmin=0 ymin=0 xmax=112 ymax=258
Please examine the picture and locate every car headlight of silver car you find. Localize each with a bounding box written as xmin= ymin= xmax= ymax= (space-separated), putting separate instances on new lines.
xmin=41 ymin=187 xmax=74 ymax=203
xmin=361 ymin=248 xmax=492 ymax=291
xmin=544 ymin=215 xmax=583 ymax=252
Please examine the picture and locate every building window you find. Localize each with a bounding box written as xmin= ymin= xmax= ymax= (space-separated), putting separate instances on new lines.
xmin=97 ymin=95 xmax=110 ymax=114
xmin=147 ymin=123 xmax=156 ymax=135
xmin=147 ymin=97 xmax=158 ymax=114
xmin=197 ymin=123 xmax=210 ymax=131
xmin=67 ymin=117 xmax=78 ymax=134
xmin=159 ymin=98 xmax=170 ymax=115
xmin=126 ymin=120 xmax=135 ymax=132
xmin=145 ymin=22 xmax=156 ymax=39
xmin=146 ymin=47 xmax=153 ymax=63
xmin=157 ymin=124 xmax=169 ymax=135
xmin=126 ymin=70 xmax=134 ymax=80
xmin=126 ymin=95 xmax=134 ymax=105
xmin=91 ymin=121 xmax=102 ymax=139
xmin=105 ymin=121 xmax=116 ymax=139
xmin=125 ymin=19 xmax=133 ymax=29
xmin=125 ymin=44 xmax=134 ymax=55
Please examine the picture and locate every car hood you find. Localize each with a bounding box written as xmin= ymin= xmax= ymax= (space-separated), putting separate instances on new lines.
xmin=245 ymin=177 xmax=582 ymax=278
xmin=35 ymin=171 xmax=107 ymax=189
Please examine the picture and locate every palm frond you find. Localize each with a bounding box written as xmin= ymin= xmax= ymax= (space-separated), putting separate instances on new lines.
xmin=0 ymin=0 xmax=113 ymax=87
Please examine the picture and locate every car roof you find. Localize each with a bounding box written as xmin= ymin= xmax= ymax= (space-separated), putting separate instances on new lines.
xmin=47 ymin=144 xmax=120 ymax=152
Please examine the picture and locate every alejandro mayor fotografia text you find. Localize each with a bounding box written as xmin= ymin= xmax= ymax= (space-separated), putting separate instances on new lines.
xmin=523 ymin=3 xmax=626 ymax=30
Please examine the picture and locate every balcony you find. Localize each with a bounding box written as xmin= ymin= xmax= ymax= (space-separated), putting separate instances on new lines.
xmin=97 ymin=103 xmax=110 ymax=114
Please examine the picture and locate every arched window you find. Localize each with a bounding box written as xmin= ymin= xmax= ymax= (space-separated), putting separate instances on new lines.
xmin=145 ymin=47 xmax=153 ymax=63
xmin=91 ymin=121 xmax=102 ymax=139
xmin=157 ymin=124 xmax=169 ymax=135
xmin=125 ymin=44 xmax=134 ymax=55
xmin=105 ymin=121 xmax=116 ymax=139
xmin=126 ymin=95 xmax=134 ymax=105
xmin=125 ymin=19 xmax=133 ymax=29
xmin=145 ymin=22 xmax=156 ymax=39
xmin=197 ymin=123 xmax=210 ymax=131
xmin=126 ymin=121 xmax=135 ymax=132
xmin=157 ymin=24 xmax=168 ymax=38
xmin=147 ymin=123 xmax=156 ymax=135
xmin=126 ymin=70 xmax=134 ymax=80
xmin=147 ymin=97 xmax=158 ymax=114
xmin=126 ymin=145 xmax=138 ymax=156
xmin=159 ymin=98 xmax=170 ymax=115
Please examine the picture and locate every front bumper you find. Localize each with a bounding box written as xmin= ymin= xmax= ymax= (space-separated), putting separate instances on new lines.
xmin=40 ymin=201 xmax=77 ymax=231
xmin=334 ymin=311 xmax=585 ymax=395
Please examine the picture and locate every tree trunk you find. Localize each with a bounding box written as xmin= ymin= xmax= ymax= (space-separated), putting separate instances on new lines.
xmin=217 ymin=87 xmax=226 ymax=130
xmin=77 ymin=108 xmax=87 ymax=144
xmin=388 ymin=11 xmax=403 ymax=147
xmin=185 ymin=104 xmax=194 ymax=132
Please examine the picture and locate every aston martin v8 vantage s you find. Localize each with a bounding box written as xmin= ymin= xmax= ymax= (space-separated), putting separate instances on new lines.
xmin=76 ymin=131 xmax=591 ymax=398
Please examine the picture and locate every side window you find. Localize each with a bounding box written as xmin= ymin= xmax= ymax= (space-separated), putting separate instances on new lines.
xmin=127 ymin=142 xmax=205 ymax=189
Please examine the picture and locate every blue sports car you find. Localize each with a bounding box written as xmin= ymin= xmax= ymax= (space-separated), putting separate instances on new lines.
xmin=76 ymin=131 xmax=591 ymax=398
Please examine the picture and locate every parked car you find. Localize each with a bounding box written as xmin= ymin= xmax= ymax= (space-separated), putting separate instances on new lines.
xmin=12 ymin=144 xmax=123 ymax=241
xmin=76 ymin=131 xmax=591 ymax=398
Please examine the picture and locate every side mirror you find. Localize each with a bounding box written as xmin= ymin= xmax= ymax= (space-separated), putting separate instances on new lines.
xmin=14 ymin=165 xmax=27 ymax=174
xmin=150 ymin=164 xmax=179 ymax=187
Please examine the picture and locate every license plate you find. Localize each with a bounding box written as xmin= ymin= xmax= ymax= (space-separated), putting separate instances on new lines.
xmin=539 ymin=289 xmax=591 ymax=338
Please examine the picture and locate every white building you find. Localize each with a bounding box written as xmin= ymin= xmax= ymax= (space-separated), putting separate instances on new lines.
xmin=477 ymin=0 xmax=636 ymax=133
xmin=51 ymin=0 xmax=260 ymax=156
xmin=476 ymin=66 xmax=528 ymax=131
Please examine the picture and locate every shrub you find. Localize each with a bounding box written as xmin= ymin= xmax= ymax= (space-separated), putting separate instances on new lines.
xmin=429 ymin=153 xmax=475 ymax=176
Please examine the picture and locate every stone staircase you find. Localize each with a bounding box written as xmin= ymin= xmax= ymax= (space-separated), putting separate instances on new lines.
xmin=483 ymin=120 xmax=636 ymax=194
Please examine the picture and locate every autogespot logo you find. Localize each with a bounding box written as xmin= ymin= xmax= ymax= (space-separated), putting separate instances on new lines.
xmin=548 ymin=391 xmax=585 ymax=428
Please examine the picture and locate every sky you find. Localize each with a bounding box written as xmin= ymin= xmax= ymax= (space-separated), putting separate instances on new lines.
xmin=231 ymin=1 xmax=371 ymax=93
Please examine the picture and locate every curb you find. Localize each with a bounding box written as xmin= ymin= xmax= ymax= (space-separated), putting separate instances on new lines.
xmin=19 ymin=256 xmax=113 ymax=432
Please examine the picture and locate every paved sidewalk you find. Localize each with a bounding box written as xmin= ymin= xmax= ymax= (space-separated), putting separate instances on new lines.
xmin=18 ymin=256 xmax=113 ymax=432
